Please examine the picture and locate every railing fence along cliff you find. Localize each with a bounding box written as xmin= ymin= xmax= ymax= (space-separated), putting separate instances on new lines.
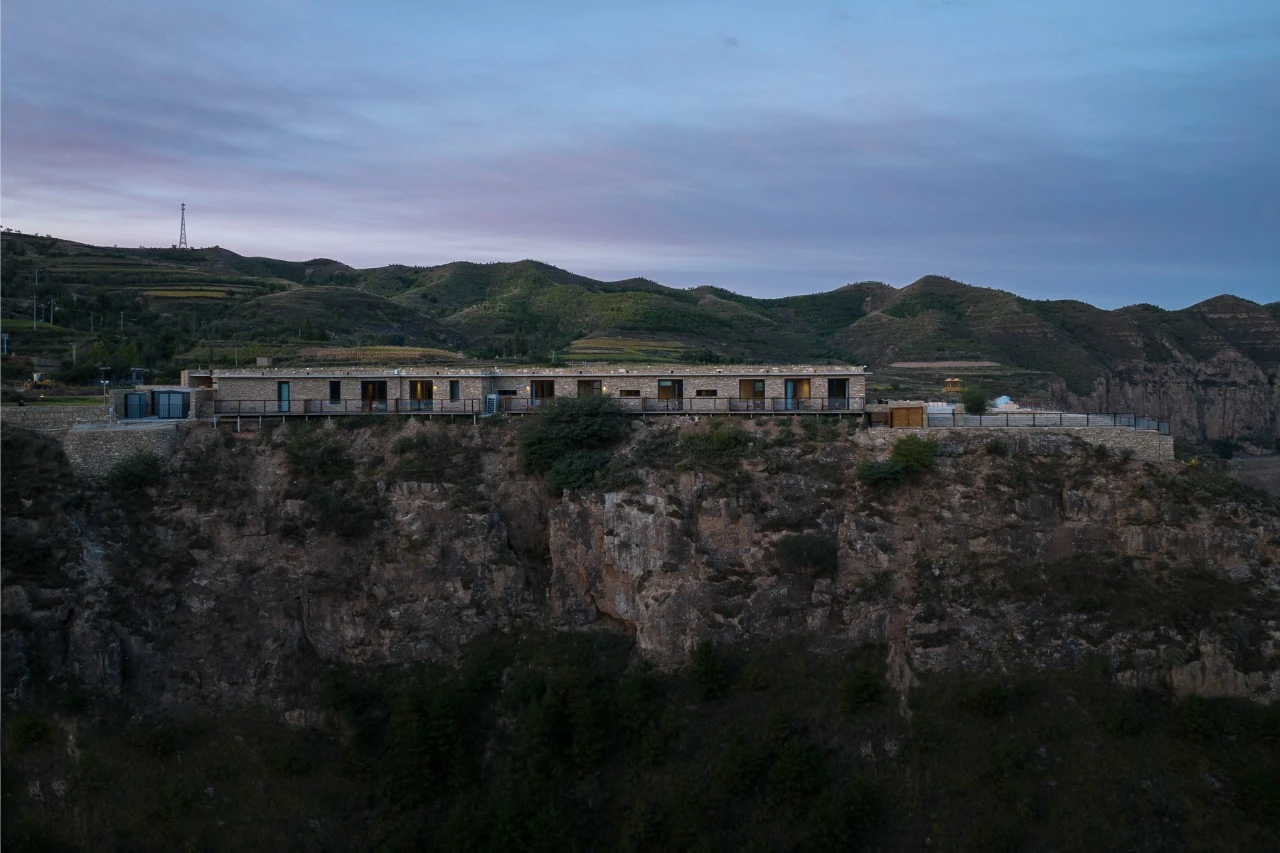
xmin=212 ymin=396 xmax=868 ymax=416
xmin=214 ymin=399 xmax=483 ymax=415
xmin=926 ymin=411 xmax=1170 ymax=434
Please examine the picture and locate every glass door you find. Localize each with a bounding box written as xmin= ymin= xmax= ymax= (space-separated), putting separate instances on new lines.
xmin=408 ymin=380 xmax=433 ymax=411
xmin=827 ymin=378 xmax=848 ymax=410
xmin=738 ymin=379 xmax=766 ymax=410
xmin=657 ymin=379 xmax=684 ymax=410
xmin=361 ymin=380 xmax=388 ymax=412
xmin=784 ymin=378 xmax=810 ymax=410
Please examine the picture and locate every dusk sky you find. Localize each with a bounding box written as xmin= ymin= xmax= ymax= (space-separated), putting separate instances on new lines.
xmin=3 ymin=0 xmax=1278 ymax=308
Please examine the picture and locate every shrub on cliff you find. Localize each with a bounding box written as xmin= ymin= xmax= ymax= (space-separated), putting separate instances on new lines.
xmin=106 ymin=450 xmax=165 ymax=491
xmin=841 ymin=667 xmax=888 ymax=713
xmin=678 ymin=422 xmax=751 ymax=471
xmin=303 ymin=486 xmax=382 ymax=538
xmin=889 ymin=434 xmax=939 ymax=473
xmin=690 ymin=640 xmax=728 ymax=701
xmin=628 ymin=422 xmax=752 ymax=474
xmin=773 ymin=533 xmax=839 ymax=577
xmin=391 ymin=427 xmax=481 ymax=490
xmin=519 ymin=395 xmax=629 ymax=491
xmin=856 ymin=436 xmax=937 ymax=490
xmin=284 ymin=425 xmax=353 ymax=483
xmin=856 ymin=459 xmax=906 ymax=488
xmin=5 ymin=712 xmax=55 ymax=754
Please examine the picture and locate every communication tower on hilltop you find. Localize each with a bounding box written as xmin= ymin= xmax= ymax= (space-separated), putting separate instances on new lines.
xmin=178 ymin=203 xmax=189 ymax=249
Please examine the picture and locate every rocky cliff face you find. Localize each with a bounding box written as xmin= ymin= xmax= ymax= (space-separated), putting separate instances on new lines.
xmin=1050 ymin=352 xmax=1279 ymax=452
xmin=3 ymin=418 xmax=1277 ymax=717
xmin=1047 ymin=296 xmax=1280 ymax=452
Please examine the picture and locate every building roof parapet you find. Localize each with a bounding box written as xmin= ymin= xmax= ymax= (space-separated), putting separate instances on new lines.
xmin=210 ymin=363 xmax=871 ymax=379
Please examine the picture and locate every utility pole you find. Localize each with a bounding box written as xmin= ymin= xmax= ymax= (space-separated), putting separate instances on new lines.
xmin=119 ymin=311 xmax=124 ymax=333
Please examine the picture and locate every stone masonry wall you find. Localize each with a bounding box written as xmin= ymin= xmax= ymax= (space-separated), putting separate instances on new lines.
xmin=191 ymin=388 xmax=215 ymax=419
xmin=58 ymin=423 xmax=181 ymax=480
xmin=0 ymin=405 xmax=112 ymax=431
xmin=1060 ymin=426 xmax=1175 ymax=461
xmin=891 ymin=425 xmax=1174 ymax=462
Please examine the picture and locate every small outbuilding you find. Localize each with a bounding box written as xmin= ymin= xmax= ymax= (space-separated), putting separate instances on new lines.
xmin=865 ymin=400 xmax=926 ymax=428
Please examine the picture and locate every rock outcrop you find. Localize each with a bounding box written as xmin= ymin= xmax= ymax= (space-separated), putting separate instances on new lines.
xmin=3 ymin=418 xmax=1277 ymax=715
xmin=1050 ymin=352 xmax=1279 ymax=452
xmin=1048 ymin=296 xmax=1280 ymax=451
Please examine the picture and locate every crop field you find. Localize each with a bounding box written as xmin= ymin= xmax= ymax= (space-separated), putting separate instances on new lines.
xmin=868 ymin=363 xmax=1058 ymax=403
xmin=143 ymin=290 xmax=231 ymax=298
xmin=296 ymin=345 xmax=463 ymax=363
xmin=170 ymin=340 xmax=295 ymax=365
xmin=567 ymin=336 xmax=691 ymax=360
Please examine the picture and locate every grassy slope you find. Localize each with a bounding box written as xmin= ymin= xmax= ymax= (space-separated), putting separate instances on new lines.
xmin=229 ymin=287 xmax=461 ymax=348
xmin=3 ymin=230 xmax=1274 ymax=396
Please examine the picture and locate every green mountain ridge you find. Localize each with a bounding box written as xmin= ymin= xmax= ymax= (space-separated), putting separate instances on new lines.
xmin=2 ymin=229 xmax=1277 ymax=447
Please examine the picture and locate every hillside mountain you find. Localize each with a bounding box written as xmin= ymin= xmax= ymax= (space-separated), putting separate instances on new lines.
xmin=2 ymin=230 xmax=1276 ymax=448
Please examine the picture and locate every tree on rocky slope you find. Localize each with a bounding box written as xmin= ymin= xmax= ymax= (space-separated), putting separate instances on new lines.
xmin=518 ymin=394 xmax=629 ymax=491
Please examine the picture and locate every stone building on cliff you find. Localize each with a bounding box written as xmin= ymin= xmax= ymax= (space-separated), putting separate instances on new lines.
xmin=168 ymin=363 xmax=872 ymax=417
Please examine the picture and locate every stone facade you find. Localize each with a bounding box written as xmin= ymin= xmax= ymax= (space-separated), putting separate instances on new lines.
xmin=879 ymin=425 xmax=1174 ymax=462
xmin=59 ymin=422 xmax=181 ymax=479
xmin=208 ymin=364 xmax=870 ymax=413
xmin=0 ymin=405 xmax=112 ymax=431
xmin=1056 ymin=426 xmax=1175 ymax=461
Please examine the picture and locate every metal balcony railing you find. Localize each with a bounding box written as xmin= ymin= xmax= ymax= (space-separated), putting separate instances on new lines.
xmin=215 ymin=398 xmax=482 ymax=415
xmin=212 ymin=396 xmax=868 ymax=416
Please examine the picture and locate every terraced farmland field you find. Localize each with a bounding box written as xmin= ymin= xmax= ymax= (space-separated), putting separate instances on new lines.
xmin=566 ymin=336 xmax=691 ymax=360
xmin=296 ymin=346 xmax=463 ymax=364
xmin=142 ymin=290 xmax=232 ymax=299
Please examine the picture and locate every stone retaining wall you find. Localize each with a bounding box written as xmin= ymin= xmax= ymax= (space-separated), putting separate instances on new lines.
xmin=59 ymin=423 xmax=181 ymax=480
xmin=0 ymin=405 xmax=112 ymax=431
xmin=887 ymin=425 xmax=1174 ymax=462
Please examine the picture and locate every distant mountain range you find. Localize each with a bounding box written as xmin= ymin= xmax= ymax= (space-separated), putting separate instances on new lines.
xmin=2 ymin=230 xmax=1277 ymax=449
